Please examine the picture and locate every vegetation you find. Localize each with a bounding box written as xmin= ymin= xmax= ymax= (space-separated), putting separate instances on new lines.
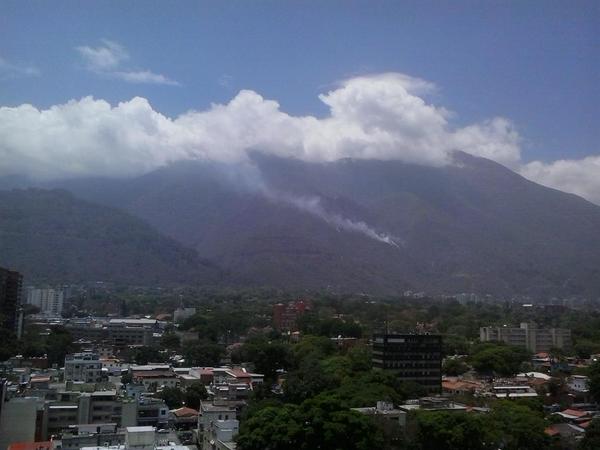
xmin=236 ymin=397 xmax=384 ymax=450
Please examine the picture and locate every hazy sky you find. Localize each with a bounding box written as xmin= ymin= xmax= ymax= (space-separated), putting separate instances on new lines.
xmin=1 ymin=1 xmax=599 ymax=203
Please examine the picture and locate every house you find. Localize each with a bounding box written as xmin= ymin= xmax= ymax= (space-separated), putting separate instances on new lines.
xmin=170 ymin=407 xmax=198 ymax=429
xmin=130 ymin=365 xmax=179 ymax=392
xmin=441 ymin=378 xmax=482 ymax=395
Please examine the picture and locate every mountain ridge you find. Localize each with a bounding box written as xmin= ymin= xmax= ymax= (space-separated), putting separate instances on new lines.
xmin=2 ymin=152 xmax=600 ymax=297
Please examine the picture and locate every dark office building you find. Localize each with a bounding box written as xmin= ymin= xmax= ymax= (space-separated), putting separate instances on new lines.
xmin=372 ymin=333 xmax=442 ymax=392
xmin=0 ymin=267 xmax=23 ymax=333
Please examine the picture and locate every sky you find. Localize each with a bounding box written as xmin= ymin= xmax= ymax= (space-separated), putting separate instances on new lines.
xmin=1 ymin=1 xmax=599 ymax=203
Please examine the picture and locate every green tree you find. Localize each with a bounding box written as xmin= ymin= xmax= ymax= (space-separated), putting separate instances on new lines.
xmin=131 ymin=346 xmax=165 ymax=365
xmin=234 ymin=338 xmax=293 ymax=381
xmin=489 ymin=400 xmax=549 ymax=450
xmin=469 ymin=343 xmax=530 ymax=376
xmin=442 ymin=358 xmax=469 ymax=376
xmin=236 ymin=397 xmax=383 ymax=450
xmin=121 ymin=372 xmax=133 ymax=385
xmin=184 ymin=382 xmax=208 ymax=410
xmin=579 ymin=419 xmax=600 ymax=450
xmin=183 ymin=340 xmax=224 ymax=366
xmin=161 ymin=332 xmax=181 ymax=351
xmin=413 ymin=411 xmax=497 ymax=450
xmin=588 ymin=360 xmax=600 ymax=403
xmin=46 ymin=327 xmax=78 ymax=366
xmin=157 ymin=386 xmax=184 ymax=409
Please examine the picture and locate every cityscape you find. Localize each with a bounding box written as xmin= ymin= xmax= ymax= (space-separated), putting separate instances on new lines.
xmin=1 ymin=2 xmax=599 ymax=449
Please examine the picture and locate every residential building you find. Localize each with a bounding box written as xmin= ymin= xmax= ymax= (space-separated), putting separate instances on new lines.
xmin=135 ymin=397 xmax=169 ymax=428
xmin=60 ymin=423 xmax=125 ymax=450
xmin=479 ymin=322 xmax=571 ymax=353
xmin=272 ymin=300 xmax=310 ymax=331
xmin=26 ymin=288 xmax=64 ymax=316
xmin=0 ymin=267 xmax=23 ymax=337
xmin=170 ymin=407 xmax=198 ymax=430
xmin=201 ymin=419 xmax=238 ymax=450
xmin=0 ymin=397 xmax=42 ymax=450
xmin=372 ymin=334 xmax=442 ymax=392
xmin=198 ymin=401 xmax=238 ymax=450
xmin=64 ymin=353 xmax=104 ymax=383
xmin=352 ymin=401 xmax=407 ymax=427
xmin=107 ymin=319 xmax=159 ymax=346
xmin=79 ymin=426 xmax=190 ymax=450
xmin=130 ymin=365 xmax=179 ymax=392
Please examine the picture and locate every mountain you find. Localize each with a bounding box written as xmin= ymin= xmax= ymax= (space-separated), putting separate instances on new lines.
xmin=0 ymin=189 xmax=222 ymax=285
xmin=36 ymin=151 xmax=600 ymax=297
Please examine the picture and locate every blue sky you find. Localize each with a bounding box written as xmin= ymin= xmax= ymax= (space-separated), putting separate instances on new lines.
xmin=1 ymin=1 xmax=599 ymax=202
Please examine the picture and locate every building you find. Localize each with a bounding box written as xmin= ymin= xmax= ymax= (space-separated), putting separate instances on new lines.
xmin=0 ymin=267 xmax=23 ymax=336
xmin=0 ymin=397 xmax=42 ymax=450
xmin=372 ymin=334 xmax=442 ymax=392
xmin=201 ymin=419 xmax=238 ymax=450
xmin=130 ymin=365 xmax=179 ymax=392
xmin=64 ymin=353 xmax=104 ymax=383
xmin=26 ymin=288 xmax=64 ymax=316
xmin=60 ymin=423 xmax=125 ymax=450
xmin=479 ymin=322 xmax=571 ymax=353
xmin=107 ymin=319 xmax=159 ymax=347
xmin=173 ymin=307 xmax=196 ymax=323
xmin=272 ymin=300 xmax=310 ymax=331
xmin=198 ymin=401 xmax=238 ymax=450
xmin=352 ymin=401 xmax=407 ymax=427
xmin=79 ymin=426 xmax=190 ymax=450
xmin=134 ymin=398 xmax=169 ymax=428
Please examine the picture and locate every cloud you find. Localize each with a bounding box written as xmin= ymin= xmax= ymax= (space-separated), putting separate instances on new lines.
xmin=112 ymin=70 xmax=180 ymax=86
xmin=0 ymin=56 xmax=40 ymax=79
xmin=2 ymin=71 xmax=597 ymax=205
xmin=75 ymin=40 xmax=179 ymax=86
xmin=0 ymin=73 xmax=522 ymax=178
xmin=519 ymin=156 xmax=600 ymax=205
xmin=76 ymin=39 xmax=128 ymax=71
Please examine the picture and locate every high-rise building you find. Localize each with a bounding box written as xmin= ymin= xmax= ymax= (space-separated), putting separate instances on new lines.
xmin=372 ymin=334 xmax=442 ymax=392
xmin=26 ymin=288 xmax=64 ymax=316
xmin=0 ymin=267 xmax=23 ymax=334
xmin=480 ymin=322 xmax=571 ymax=353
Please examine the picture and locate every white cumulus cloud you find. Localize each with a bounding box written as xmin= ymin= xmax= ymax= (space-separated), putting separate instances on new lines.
xmin=75 ymin=40 xmax=179 ymax=86
xmin=2 ymin=71 xmax=597 ymax=205
xmin=520 ymin=156 xmax=600 ymax=205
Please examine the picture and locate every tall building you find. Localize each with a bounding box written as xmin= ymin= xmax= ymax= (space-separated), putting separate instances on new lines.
xmin=26 ymin=288 xmax=64 ymax=316
xmin=372 ymin=334 xmax=442 ymax=392
xmin=0 ymin=267 xmax=23 ymax=335
xmin=480 ymin=322 xmax=571 ymax=353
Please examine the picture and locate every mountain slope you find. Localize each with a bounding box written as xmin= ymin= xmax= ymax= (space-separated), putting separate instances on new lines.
xmin=0 ymin=189 xmax=222 ymax=285
xmin=41 ymin=152 xmax=600 ymax=297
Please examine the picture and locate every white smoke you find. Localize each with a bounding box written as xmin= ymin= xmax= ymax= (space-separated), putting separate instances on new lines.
xmin=262 ymin=189 xmax=403 ymax=248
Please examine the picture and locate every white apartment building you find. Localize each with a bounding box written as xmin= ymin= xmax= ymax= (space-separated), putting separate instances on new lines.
xmin=64 ymin=353 xmax=104 ymax=383
xmin=27 ymin=287 xmax=64 ymax=316
xmin=479 ymin=322 xmax=571 ymax=353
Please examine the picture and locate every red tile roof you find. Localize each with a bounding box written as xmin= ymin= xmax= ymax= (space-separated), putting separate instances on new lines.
xmin=560 ymin=409 xmax=588 ymax=418
xmin=172 ymin=406 xmax=199 ymax=417
xmin=9 ymin=442 xmax=53 ymax=450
